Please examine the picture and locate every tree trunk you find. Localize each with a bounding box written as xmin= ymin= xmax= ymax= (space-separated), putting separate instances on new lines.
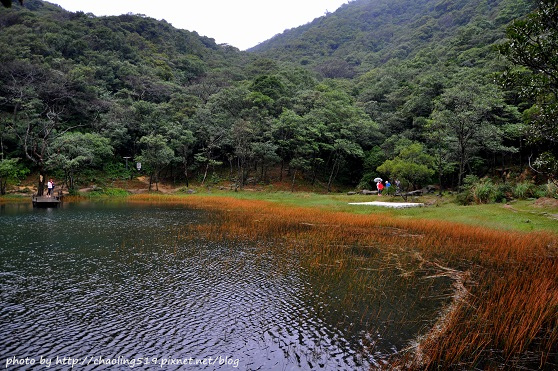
xmin=236 ymin=157 xmax=244 ymax=191
xmin=69 ymin=172 xmax=75 ymax=191
xmin=458 ymin=145 xmax=466 ymax=189
xmin=228 ymin=156 xmax=234 ymax=181
xmin=201 ymin=162 xmax=209 ymax=186
xmin=437 ymin=147 xmax=444 ymax=196
xmin=327 ymin=160 xmax=337 ymax=192
xmin=37 ymin=171 xmax=46 ymax=196
xmin=183 ymin=158 xmax=189 ymax=188
xmin=438 ymin=165 xmax=443 ymax=196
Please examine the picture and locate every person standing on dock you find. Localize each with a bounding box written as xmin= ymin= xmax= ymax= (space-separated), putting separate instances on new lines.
xmin=47 ymin=179 xmax=53 ymax=197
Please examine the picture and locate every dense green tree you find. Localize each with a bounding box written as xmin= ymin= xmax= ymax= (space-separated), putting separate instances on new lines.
xmin=272 ymin=109 xmax=304 ymax=181
xmin=167 ymin=122 xmax=195 ymax=187
xmin=499 ymin=0 xmax=558 ymax=182
xmin=251 ymin=140 xmax=280 ymax=182
xmin=0 ymin=158 xmax=28 ymax=195
xmin=423 ymin=118 xmax=456 ymax=193
xmin=287 ymin=85 xmax=378 ymax=188
xmin=1 ymin=61 xmax=82 ymax=195
xmin=231 ymin=118 xmax=255 ymax=190
xmin=359 ymin=146 xmax=387 ymax=189
xmin=327 ymin=139 xmax=364 ymax=191
xmin=377 ymin=142 xmax=435 ymax=191
xmin=430 ymin=78 xmax=518 ymax=187
xmin=191 ymin=86 xmax=250 ymax=185
xmin=46 ymin=132 xmax=113 ymax=191
xmin=135 ymin=134 xmax=175 ymax=191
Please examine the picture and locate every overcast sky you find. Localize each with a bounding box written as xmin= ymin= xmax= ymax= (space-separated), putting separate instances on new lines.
xmin=45 ymin=0 xmax=349 ymax=50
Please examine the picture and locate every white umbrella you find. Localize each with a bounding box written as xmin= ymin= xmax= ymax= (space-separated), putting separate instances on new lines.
xmin=374 ymin=177 xmax=383 ymax=183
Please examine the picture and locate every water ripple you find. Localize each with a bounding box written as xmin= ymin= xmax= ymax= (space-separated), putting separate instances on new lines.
xmin=0 ymin=202 xmax=453 ymax=370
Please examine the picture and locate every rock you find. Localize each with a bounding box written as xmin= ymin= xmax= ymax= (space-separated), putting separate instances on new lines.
xmin=360 ymin=189 xmax=377 ymax=195
xmin=425 ymin=185 xmax=438 ymax=193
xmin=406 ymin=189 xmax=423 ymax=196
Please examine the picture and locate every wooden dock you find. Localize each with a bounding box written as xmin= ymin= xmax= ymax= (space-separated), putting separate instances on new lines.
xmin=32 ymin=194 xmax=62 ymax=208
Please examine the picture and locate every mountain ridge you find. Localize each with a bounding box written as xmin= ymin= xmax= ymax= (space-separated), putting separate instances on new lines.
xmin=249 ymin=0 xmax=534 ymax=76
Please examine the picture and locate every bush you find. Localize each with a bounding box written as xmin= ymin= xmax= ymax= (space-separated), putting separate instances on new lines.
xmin=473 ymin=178 xmax=498 ymax=204
xmin=68 ymin=188 xmax=80 ymax=196
xmin=456 ymin=175 xmax=479 ymax=205
xmin=495 ymin=182 xmax=511 ymax=203
xmin=357 ymin=172 xmax=379 ymax=190
xmin=103 ymin=162 xmax=132 ymax=180
xmin=458 ymin=176 xmax=507 ymax=204
xmin=456 ymin=191 xmax=474 ymax=205
xmin=512 ymin=182 xmax=536 ymax=199
xmin=457 ymin=177 xmax=556 ymax=205
xmin=539 ymin=181 xmax=558 ymax=198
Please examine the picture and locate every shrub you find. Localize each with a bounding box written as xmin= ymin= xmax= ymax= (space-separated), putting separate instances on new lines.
xmin=473 ymin=178 xmax=498 ymax=204
xmin=456 ymin=175 xmax=479 ymax=205
xmin=357 ymin=172 xmax=379 ymax=190
xmin=495 ymin=182 xmax=511 ymax=203
xmin=103 ymin=162 xmax=132 ymax=180
xmin=458 ymin=176 xmax=506 ymax=204
xmin=512 ymin=182 xmax=536 ymax=199
xmin=458 ymin=177 xmax=556 ymax=204
xmin=456 ymin=191 xmax=474 ymax=205
xmin=68 ymin=188 xmax=80 ymax=196
xmin=539 ymin=182 xmax=558 ymax=198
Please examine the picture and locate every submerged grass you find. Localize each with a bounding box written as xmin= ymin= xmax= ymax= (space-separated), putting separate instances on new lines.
xmin=128 ymin=193 xmax=558 ymax=369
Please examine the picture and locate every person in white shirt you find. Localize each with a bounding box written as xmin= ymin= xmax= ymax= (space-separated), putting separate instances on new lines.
xmin=47 ymin=179 xmax=53 ymax=197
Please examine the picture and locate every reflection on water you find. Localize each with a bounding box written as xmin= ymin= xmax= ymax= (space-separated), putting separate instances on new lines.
xmin=0 ymin=202 xmax=451 ymax=370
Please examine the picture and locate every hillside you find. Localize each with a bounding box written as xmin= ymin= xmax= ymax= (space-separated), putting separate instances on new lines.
xmin=250 ymin=0 xmax=534 ymax=76
xmin=0 ymin=0 xmax=252 ymax=100
xmin=0 ymin=0 xmax=553 ymax=201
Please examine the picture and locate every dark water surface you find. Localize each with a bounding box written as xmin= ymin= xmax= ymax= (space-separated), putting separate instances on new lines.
xmin=0 ymin=201 xmax=450 ymax=370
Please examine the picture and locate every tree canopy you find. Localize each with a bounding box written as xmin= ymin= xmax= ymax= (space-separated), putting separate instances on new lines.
xmin=498 ymin=0 xmax=558 ymax=182
xmin=0 ymin=0 xmax=552 ymax=195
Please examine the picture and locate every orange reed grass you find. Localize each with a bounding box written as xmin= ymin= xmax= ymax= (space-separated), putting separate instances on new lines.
xmin=128 ymin=194 xmax=558 ymax=369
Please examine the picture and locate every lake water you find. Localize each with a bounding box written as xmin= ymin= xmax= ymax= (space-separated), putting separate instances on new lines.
xmin=0 ymin=201 xmax=451 ymax=370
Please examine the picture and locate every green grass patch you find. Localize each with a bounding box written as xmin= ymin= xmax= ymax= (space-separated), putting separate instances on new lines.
xmin=85 ymin=187 xmax=131 ymax=198
xmin=170 ymin=189 xmax=558 ymax=234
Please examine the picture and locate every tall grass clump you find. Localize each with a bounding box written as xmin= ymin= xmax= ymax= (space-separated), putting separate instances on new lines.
xmin=512 ymin=181 xmax=537 ymax=199
xmin=540 ymin=181 xmax=558 ymax=199
xmin=473 ymin=178 xmax=498 ymax=203
xmin=127 ymin=194 xmax=558 ymax=369
xmin=458 ymin=176 xmax=504 ymax=204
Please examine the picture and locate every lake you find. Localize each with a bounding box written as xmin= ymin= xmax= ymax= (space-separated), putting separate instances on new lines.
xmin=0 ymin=201 xmax=451 ymax=370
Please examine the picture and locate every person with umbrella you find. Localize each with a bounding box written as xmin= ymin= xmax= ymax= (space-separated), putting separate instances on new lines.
xmin=374 ymin=177 xmax=384 ymax=196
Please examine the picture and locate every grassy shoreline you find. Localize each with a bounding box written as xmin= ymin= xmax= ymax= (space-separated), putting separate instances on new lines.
xmin=205 ymin=190 xmax=558 ymax=234
xmin=3 ymin=189 xmax=558 ymax=233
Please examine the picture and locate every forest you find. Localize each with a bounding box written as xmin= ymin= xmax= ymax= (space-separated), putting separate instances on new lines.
xmin=0 ymin=0 xmax=556 ymax=199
